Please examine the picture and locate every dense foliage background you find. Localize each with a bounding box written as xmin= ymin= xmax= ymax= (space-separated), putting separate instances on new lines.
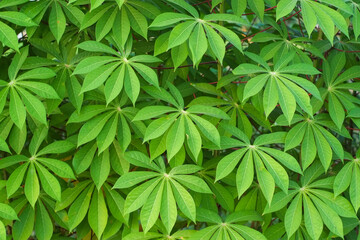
xmin=0 ymin=0 xmax=360 ymax=239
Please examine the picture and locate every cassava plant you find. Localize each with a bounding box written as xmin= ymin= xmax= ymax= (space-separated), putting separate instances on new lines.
xmin=0 ymin=0 xmax=360 ymax=239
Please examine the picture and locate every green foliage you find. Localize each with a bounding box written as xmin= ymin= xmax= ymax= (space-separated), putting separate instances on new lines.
xmin=0 ymin=0 xmax=360 ymax=239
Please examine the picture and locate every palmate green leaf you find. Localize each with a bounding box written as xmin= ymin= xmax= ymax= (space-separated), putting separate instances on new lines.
xmin=130 ymin=62 xmax=159 ymax=87
xmin=242 ymin=74 xmax=269 ymax=100
xmin=276 ymin=0 xmax=297 ymax=21
xmin=208 ymin=22 xmax=243 ymax=52
xmin=77 ymin=111 xmax=114 ymax=146
xmin=333 ymin=162 xmax=352 ymax=197
xmin=73 ymin=56 xmax=119 ymax=75
xmin=105 ymin=65 xmax=125 ymax=104
xmin=13 ymin=205 xmax=35 ymax=240
xmin=0 ymin=11 xmax=36 ymax=26
xmin=313 ymin=127 xmax=332 ymax=171
xmin=188 ymin=23 xmax=208 ymax=65
xmin=284 ymin=194 xmax=302 ymax=238
xmin=301 ymin=125 xmax=317 ymax=170
xmin=0 ymin=203 xmax=18 ymax=220
xmin=88 ymin=189 xmax=108 ymax=238
xmin=184 ymin=115 xmax=202 ymax=160
xmin=96 ymin=114 xmax=118 ymax=153
xmin=80 ymin=3 xmax=112 ymax=30
xmin=17 ymin=87 xmax=47 ymax=125
xmin=160 ymin=180 xmax=177 ymax=234
xmin=68 ymin=184 xmax=95 ymax=231
xmin=80 ymin=62 xmax=119 ymax=93
xmin=35 ymin=200 xmax=53 ymax=240
xmin=140 ymin=181 xmax=164 ymax=233
xmin=150 ymin=12 xmax=193 ymax=28
xmin=0 ymin=137 xmax=10 ymax=153
xmin=216 ymin=148 xmax=246 ymax=182
xmin=37 ymin=158 xmax=75 ymax=179
xmin=103 ymin=183 xmax=128 ymax=223
xmin=125 ymin=4 xmax=148 ymax=39
xmin=310 ymin=195 xmax=343 ymax=237
xmin=95 ymin=7 xmax=117 ymax=41
xmin=303 ymin=194 xmax=323 ymax=240
xmin=171 ymin=42 xmax=188 ymax=70
xmin=170 ymin=178 xmax=196 ymax=222
xmin=124 ymin=178 xmax=161 ymax=214
xmin=328 ymin=93 xmax=344 ymax=129
xmin=6 ymin=162 xmax=29 ymax=198
xmin=233 ymin=64 xmax=266 ymax=75
xmin=189 ymin=114 xmax=221 ymax=147
xmin=0 ymin=20 xmax=19 ymax=51
xmin=236 ymin=150 xmax=254 ymax=197
xmin=35 ymin=163 xmax=61 ymax=201
xmin=143 ymin=113 xmax=178 ymax=142
xmin=124 ymin=64 xmax=140 ymax=105
xmin=133 ymin=106 xmax=178 ymax=121
xmin=77 ymin=40 xmax=120 ymax=56
xmin=114 ymin=171 xmax=159 ymax=189
xmin=172 ymin=175 xmax=212 ymax=194
xmin=9 ymin=87 xmax=26 ymax=129
xmin=257 ymin=151 xmax=289 ymax=194
xmin=254 ymin=152 xmax=275 ymax=204
xmin=166 ymin=115 xmax=185 ymax=160
xmin=55 ymin=180 xmax=92 ymax=212
xmin=168 ymin=21 xmax=197 ymax=49
xmin=72 ymin=142 xmax=97 ymax=174
xmin=17 ymin=81 xmax=59 ymax=99
xmin=90 ymin=149 xmax=110 ymax=190
xmin=16 ymin=68 xmax=56 ymax=81
xmin=350 ymin=165 xmax=360 ymax=212
xmin=276 ymin=79 xmax=296 ymax=123
xmin=25 ymin=163 xmax=40 ymax=207
xmin=204 ymin=24 xmax=225 ymax=64
xmin=49 ymin=2 xmax=66 ymax=43
xmin=285 ymin=121 xmax=307 ymax=151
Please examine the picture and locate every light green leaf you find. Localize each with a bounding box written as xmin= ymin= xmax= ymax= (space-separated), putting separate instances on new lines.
xmin=35 ymin=163 xmax=61 ymax=201
xmin=236 ymin=150 xmax=254 ymax=197
xmin=17 ymin=87 xmax=47 ymax=125
xmin=35 ymin=200 xmax=53 ymax=240
xmin=25 ymin=163 xmax=40 ymax=207
xmin=0 ymin=20 xmax=19 ymax=51
xmin=160 ymin=180 xmax=177 ymax=234
xmin=350 ymin=165 xmax=360 ymax=212
xmin=124 ymin=64 xmax=140 ymax=105
xmin=168 ymin=21 xmax=197 ymax=49
xmin=284 ymin=194 xmax=302 ymax=238
xmin=124 ymin=178 xmax=161 ymax=214
xmin=189 ymin=114 xmax=220 ymax=147
xmin=81 ymin=62 xmax=119 ymax=93
xmin=114 ymin=171 xmax=159 ymax=189
xmin=90 ymin=150 xmax=110 ymax=190
xmin=216 ymin=148 xmax=246 ymax=182
xmin=276 ymin=0 xmax=297 ymax=21
xmin=140 ymin=181 xmax=164 ymax=233
xmin=303 ymin=194 xmax=323 ymax=240
xmin=68 ymin=184 xmax=94 ymax=230
xmin=166 ymin=115 xmax=185 ymax=160
xmin=170 ymin=179 xmax=196 ymax=222
xmin=97 ymin=114 xmax=118 ymax=154
xmin=88 ymin=189 xmax=108 ymax=238
xmin=77 ymin=111 xmax=114 ymax=146
xmin=150 ymin=13 xmax=193 ymax=28
xmin=254 ymin=153 xmax=275 ymax=204
xmin=49 ymin=2 xmax=66 ymax=42
xmin=13 ymin=205 xmax=35 ymax=240
xmin=9 ymin=88 xmax=26 ymax=129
